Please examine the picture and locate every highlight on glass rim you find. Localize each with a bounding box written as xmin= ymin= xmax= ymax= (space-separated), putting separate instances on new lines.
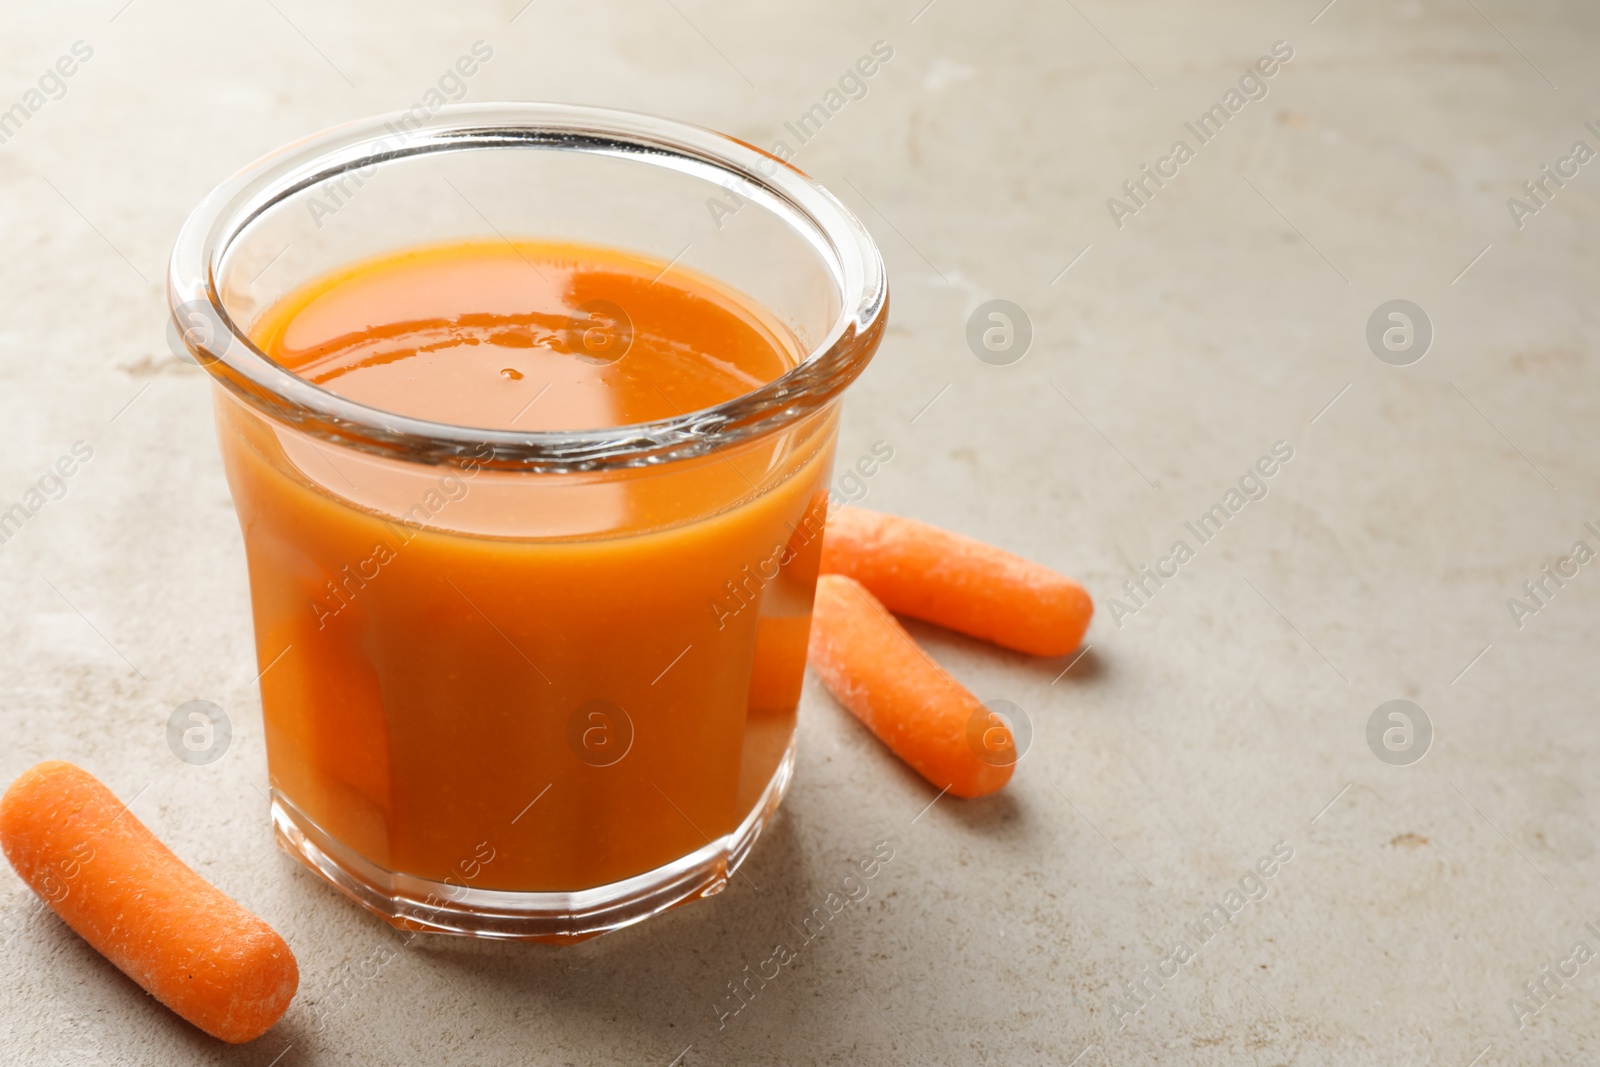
xmin=0 ymin=2 xmax=1592 ymax=1064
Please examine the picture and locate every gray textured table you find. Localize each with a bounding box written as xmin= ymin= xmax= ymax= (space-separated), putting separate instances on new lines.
xmin=2 ymin=0 xmax=1598 ymax=1063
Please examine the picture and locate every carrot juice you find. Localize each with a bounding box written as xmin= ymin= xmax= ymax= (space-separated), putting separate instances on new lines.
xmin=172 ymin=104 xmax=888 ymax=940
xmin=215 ymin=239 xmax=835 ymax=901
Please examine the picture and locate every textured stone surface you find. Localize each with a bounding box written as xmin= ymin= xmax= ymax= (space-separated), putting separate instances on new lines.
xmin=1 ymin=0 xmax=1597 ymax=1063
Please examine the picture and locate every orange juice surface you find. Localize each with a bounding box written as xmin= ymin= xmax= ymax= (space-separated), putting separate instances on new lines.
xmin=217 ymin=241 xmax=833 ymax=892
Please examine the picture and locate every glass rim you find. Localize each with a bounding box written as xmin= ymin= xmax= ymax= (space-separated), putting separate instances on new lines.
xmin=167 ymin=102 xmax=888 ymax=472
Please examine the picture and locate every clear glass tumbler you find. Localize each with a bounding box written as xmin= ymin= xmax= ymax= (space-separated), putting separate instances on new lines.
xmin=168 ymin=104 xmax=886 ymax=942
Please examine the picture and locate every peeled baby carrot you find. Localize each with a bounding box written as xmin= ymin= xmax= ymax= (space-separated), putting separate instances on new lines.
xmin=808 ymin=574 xmax=1013 ymax=798
xmin=0 ymin=761 xmax=298 ymax=1044
xmin=820 ymin=506 xmax=1092 ymax=657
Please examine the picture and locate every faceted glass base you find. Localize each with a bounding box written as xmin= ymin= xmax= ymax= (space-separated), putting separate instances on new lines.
xmin=270 ymin=739 xmax=795 ymax=944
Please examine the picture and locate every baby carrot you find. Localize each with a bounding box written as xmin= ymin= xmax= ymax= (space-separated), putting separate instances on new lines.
xmin=820 ymin=506 xmax=1092 ymax=657
xmin=0 ymin=761 xmax=298 ymax=1044
xmin=808 ymin=574 xmax=1013 ymax=798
